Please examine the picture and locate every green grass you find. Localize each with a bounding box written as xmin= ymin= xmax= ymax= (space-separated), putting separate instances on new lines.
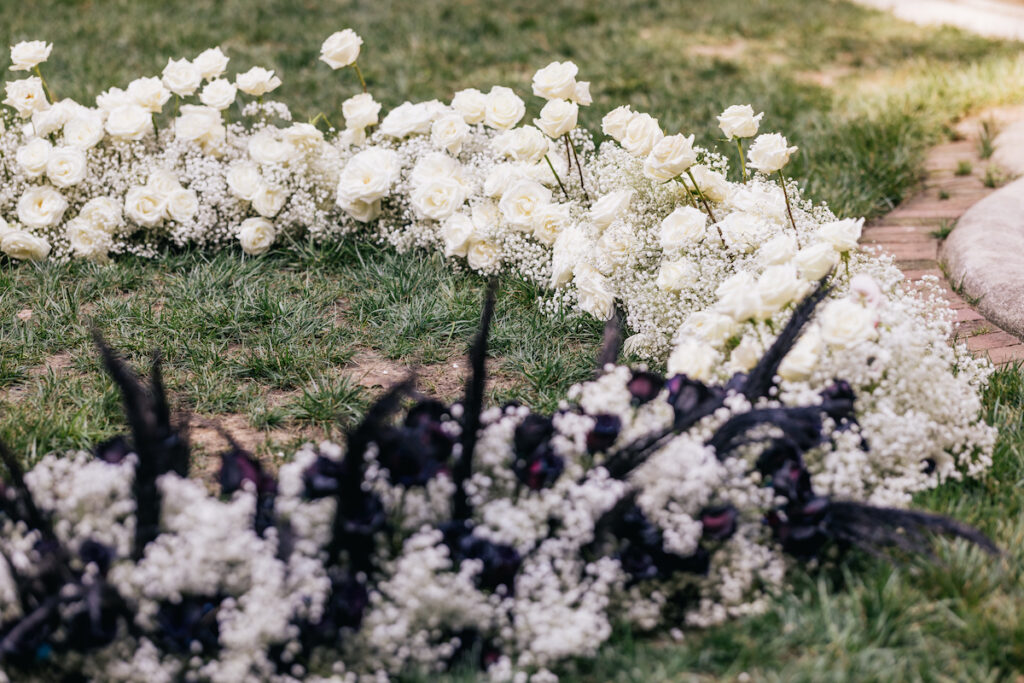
xmin=3 ymin=0 xmax=1024 ymax=679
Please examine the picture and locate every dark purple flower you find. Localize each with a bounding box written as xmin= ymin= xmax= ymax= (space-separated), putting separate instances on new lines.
xmin=514 ymin=443 xmax=564 ymax=491
xmin=820 ymin=380 xmax=856 ymax=424
xmin=219 ymin=447 xmax=276 ymax=497
xmin=514 ymin=414 xmax=554 ymax=458
xmin=155 ymin=596 xmax=221 ymax=654
xmin=94 ymin=435 xmax=132 ymax=464
xmin=770 ymin=460 xmax=814 ymax=503
xmin=627 ymin=371 xmax=665 ymax=405
xmin=666 ymin=375 xmax=722 ymax=417
xmin=586 ymin=414 xmax=621 ymax=453
xmin=302 ymin=454 xmax=348 ymax=498
xmin=441 ymin=521 xmax=521 ymax=593
xmin=700 ymin=505 xmax=738 ymax=541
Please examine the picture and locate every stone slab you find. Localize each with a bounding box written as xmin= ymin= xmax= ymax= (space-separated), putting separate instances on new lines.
xmin=992 ymin=120 xmax=1024 ymax=177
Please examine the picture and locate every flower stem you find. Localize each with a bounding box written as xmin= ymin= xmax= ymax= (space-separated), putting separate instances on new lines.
xmin=33 ymin=66 xmax=55 ymax=104
xmin=736 ymin=139 xmax=747 ymax=182
xmin=310 ymin=111 xmax=336 ymax=130
xmin=352 ymin=62 xmax=368 ymax=93
xmin=778 ymin=170 xmax=798 ymax=232
xmin=564 ymin=133 xmax=589 ymax=202
xmin=174 ymin=94 xmax=180 ymax=117
xmin=685 ymin=169 xmax=717 ymax=224
xmin=544 ymin=154 xmax=570 ymax=201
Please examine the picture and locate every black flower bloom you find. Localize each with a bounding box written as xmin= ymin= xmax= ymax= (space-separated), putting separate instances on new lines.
xmin=586 ymin=414 xmax=621 ymax=453
xmin=666 ymin=374 xmax=722 ymax=419
xmin=94 ymin=435 xmax=132 ymax=464
xmin=700 ymin=505 xmax=738 ymax=541
xmin=615 ymin=506 xmax=710 ymax=582
xmin=155 ymin=595 xmax=221 ymax=654
xmin=514 ymin=442 xmax=564 ymax=491
xmin=302 ymin=454 xmax=347 ymax=499
xmin=441 ymin=521 xmax=521 ymax=593
xmin=770 ymin=460 xmax=814 ymax=503
xmin=627 ymin=371 xmax=665 ymax=405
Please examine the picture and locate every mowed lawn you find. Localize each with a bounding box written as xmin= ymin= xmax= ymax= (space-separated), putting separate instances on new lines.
xmin=2 ymin=0 xmax=1024 ymax=679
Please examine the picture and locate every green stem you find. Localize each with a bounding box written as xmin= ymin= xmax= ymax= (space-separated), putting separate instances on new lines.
xmin=174 ymin=94 xmax=180 ymax=117
xmin=33 ymin=66 xmax=55 ymax=104
xmin=564 ymin=133 xmax=589 ymax=202
xmin=544 ymin=154 xmax=569 ymax=201
xmin=352 ymin=62 xmax=367 ymax=93
xmin=778 ymin=170 xmax=798 ymax=232
xmin=736 ymin=139 xmax=747 ymax=182
xmin=685 ymin=169 xmax=718 ymax=224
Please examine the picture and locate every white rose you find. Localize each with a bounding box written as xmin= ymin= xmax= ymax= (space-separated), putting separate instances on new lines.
xmin=620 ymin=113 xmax=663 ymax=157
xmin=450 ymin=88 xmax=487 ymax=124
xmin=379 ymin=100 xmax=438 ymax=138
xmin=729 ymin=336 xmax=764 ymax=373
xmin=574 ymin=263 xmax=615 ymax=320
xmin=31 ymin=104 xmax=71 ymax=137
xmin=442 ymin=213 xmax=475 ymax=257
xmin=484 ymin=86 xmax=525 ymax=131
xmin=778 ymin=325 xmax=822 ymax=382
xmin=850 ymin=274 xmax=884 ymax=307
xmin=162 ymin=58 xmax=202 ymax=96
xmin=126 ymin=77 xmax=170 ymax=113
xmin=63 ymin=111 xmax=105 ymax=148
xmin=175 ymin=105 xmax=224 ymax=147
xmin=124 ymin=186 xmax=166 ymax=227
xmin=17 ymin=185 xmax=66 ymax=228
xmin=483 ymin=164 xmax=519 ymax=198
xmin=534 ymin=98 xmax=578 ymax=139
xmin=238 ymin=217 xmax=275 ymax=255
xmin=193 ymin=47 xmax=229 ymax=80
xmin=498 ymin=179 xmax=551 ymax=230
xmin=716 ymin=211 xmax=763 ymax=252
xmin=104 ymin=104 xmax=152 ymax=140
xmin=16 ymin=137 xmax=51 ymax=178
xmin=252 ymin=183 xmax=288 ymax=218
xmin=467 ymin=239 xmax=500 ymax=272
xmin=687 ymin=165 xmax=729 ymax=202
xmin=235 ymin=67 xmax=282 ymax=96
xmin=199 ymin=79 xmax=237 ymax=110
xmin=320 ymin=29 xmax=362 ymax=69
xmin=656 ymin=258 xmax=698 ymax=292
xmin=596 ymin=227 xmax=631 ymax=274
xmin=3 ymin=77 xmax=48 ymax=118
xmin=717 ymin=104 xmax=763 ymax=140
xmin=819 ymin=299 xmax=877 ymax=349
xmin=342 ymin=92 xmax=381 ymax=130
xmin=747 ymin=133 xmax=798 ymax=173
xmin=410 ymin=176 xmax=467 ymax=221
xmin=431 ymin=112 xmax=469 ymax=155
xmin=227 ymin=162 xmax=261 ymax=201
xmin=45 ymin=147 xmax=88 ymax=188
xmin=283 ymin=122 xmax=324 ymax=155
xmin=532 ymin=203 xmax=569 ymax=246
xmin=531 ymin=61 xmax=578 ymax=100
xmin=659 ymin=206 xmax=706 ymax=251
xmin=757 ymin=233 xmax=797 ymax=265
xmin=601 ymin=105 xmax=633 ymax=141
xmin=590 ymin=189 xmax=633 ymax=232
xmin=794 ymin=242 xmax=839 ymax=280
xmin=493 ymin=125 xmax=549 ymax=164
xmin=9 ymin=41 xmax=52 ymax=71
xmin=572 ymin=81 xmax=592 ymax=106
xmin=78 ymin=197 xmax=123 ymax=233
xmin=667 ymin=339 xmax=721 ymax=381
xmin=643 ymin=133 xmax=697 ymax=181
xmin=147 ymin=168 xmax=181 ymax=195
xmin=66 ymin=218 xmax=110 ymax=260
xmin=715 ymin=271 xmax=760 ymax=321
xmin=166 ymin=188 xmax=199 ymax=222
xmin=338 ymin=197 xmax=381 ymax=223
xmin=410 ymin=152 xmax=464 ymax=189
xmin=550 ymin=225 xmax=588 ymax=288
xmin=248 ymin=130 xmax=294 ymax=165
xmin=337 ymin=147 xmax=400 ymax=203
xmin=1 ymin=229 xmax=50 ymax=261
xmin=756 ymin=264 xmax=806 ymax=317
xmin=818 ymin=217 xmax=863 ymax=252
xmin=95 ymin=87 xmax=131 ymax=112
xmin=680 ymin=311 xmax=736 ymax=345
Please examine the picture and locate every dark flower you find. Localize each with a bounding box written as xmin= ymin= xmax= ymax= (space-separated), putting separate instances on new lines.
xmin=441 ymin=521 xmax=521 ymax=593
xmin=666 ymin=374 xmax=722 ymax=419
xmin=94 ymin=435 xmax=132 ymax=464
xmin=586 ymin=414 xmax=621 ymax=453
xmin=514 ymin=443 xmax=564 ymax=491
xmin=770 ymin=460 xmax=814 ymax=503
xmin=627 ymin=371 xmax=664 ymax=405
xmin=155 ymin=596 xmax=221 ymax=654
xmin=700 ymin=505 xmax=738 ymax=541
xmin=302 ymin=454 xmax=348 ymax=499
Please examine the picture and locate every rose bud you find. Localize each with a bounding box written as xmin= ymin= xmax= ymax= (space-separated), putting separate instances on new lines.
xmin=94 ymin=435 xmax=132 ymax=464
xmin=586 ymin=414 xmax=621 ymax=453
xmin=700 ymin=504 xmax=738 ymax=541
xmin=627 ymin=371 xmax=665 ymax=405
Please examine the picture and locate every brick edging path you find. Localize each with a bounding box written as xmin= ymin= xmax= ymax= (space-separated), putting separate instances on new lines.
xmin=859 ymin=107 xmax=1024 ymax=366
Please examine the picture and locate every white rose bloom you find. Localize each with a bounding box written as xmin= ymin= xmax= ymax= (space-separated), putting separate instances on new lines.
xmin=410 ymin=176 xmax=467 ymax=221
xmin=441 ymin=213 xmax=475 ymax=257
xmin=9 ymin=41 xmax=52 ymax=71
xmin=747 ymin=132 xmax=798 ymax=173
xmin=193 ymin=47 xmax=229 ymax=80
xmin=667 ymin=339 xmax=721 ymax=381
xmin=574 ymin=263 xmax=615 ymax=320
xmin=680 ymin=311 xmax=736 ymax=345
xmin=601 ymin=105 xmax=633 ymax=141
xmin=17 ymin=186 xmax=66 ymax=228
xmin=850 ymin=274 xmax=884 ymax=307
xmin=757 ymin=233 xmax=797 ymax=265
xmin=687 ymin=165 xmax=729 ymax=202
xmin=95 ymin=86 xmax=132 ymax=112
xmin=818 ymin=217 xmax=863 ymax=252
xmin=251 ymin=183 xmax=288 ymax=218
xmin=643 ymin=133 xmax=697 ymax=181
xmin=235 ymin=67 xmax=282 ymax=96
xmin=78 ymin=197 xmax=123 ymax=233
xmin=550 ymin=225 xmax=588 ymax=288
xmin=226 ymin=162 xmax=261 ymax=201
xmin=3 ymin=77 xmax=48 ymax=118
xmin=45 ymin=147 xmax=88 ymax=188
xmin=336 ymin=148 xmax=400 ymax=203
xmin=166 ymin=188 xmax=199 ymax=223
xmin=248 ymin=130 xmax=295 ymax=165
xmin=431 ymin=112 xmax=470 ymax=155
xmin=124 ymin=186 xmax=166 ymax=227
xmin=410 ymin=152 xmax=464 ymax=189
xmin=493 ymin=125 xmax=549 ymax=164
xmin=483 ymin=86 xmax=525 ymax=131
xmin=534 ymin=98 xmax=578 ymax=139
xmin=162 ymin=58 xmax=202 ymax=96
xmin=126 ymin=77 xmax=170 ymax=113
xmin=715 ymin=271 xmax=761 ymax=321
xmin=147 ymin=168 xmax=182 ymax=195
xmin=531 ymin=61 xmax=578 ymax=100
xmin=104 ymin=104 xmax=152 ymax=140
xmin=620 ymin=113 xmax=663 ymax=157
xmin=656 ymin=258 xmax=698 ymax=292
xmin=238 ymin=217 xmax=275 ymax=255
xmin=1 ymin=229 xmax=51 ymax=261
xmin=63 ymin=111 xmax=105 ymax=148
xmin=778 ymin=325 xmax=823 ymax=381
xmin=379 ymin=100 xmax=439 ymax=138
xmin=338 ymin=197 xmax=381 ymax=223
xmin=717 ymin=104 xmax=763 ymax=140
xmin=199 ymin=79 xmax=237 ymax=110
xmin=483 ymin=164 xmax=520 ymax=198
xmin=756 ymin=264 xmax=806 ymax=317
xmin=590 ymin=189 xmax=633 ymax=232
xmin=16 ymin=137 xmax=52 ymax=178
xmin=175 ymin=104 xmax=224 ymax=147
xmin=498 ymin=179 xmax=551 ymax=230
xmin=66 ymin=218 xmax=111 ymax=260
xmin=283 ymin=122 xmax=324 ymax=155
xmin=716 ymin=211 xmax=763 ymax=252
xmin=532 ymin=203 xmax=570 ymax=246
xmin=31 ymin=104 xmax=71 ymax=137
xmin=467 ymin=239 xmax=500 ymax=272
xmin=819 ymin=299 xmax=878 ymax=349
xmin=659 ymin=206 xmax=706 ymax=251
xmin=572 ymin=81 xmax=592 ymax=106
xmin=793 ymin=242 xmax=839 ymax=280
xmin=320 ymin=29 xmax=362 ymax=69
xmin=726 ymin=337 xmax=761 ymax=373
xmin=450 ymin=88 xmax=487 ymax=124
xmin=596 ymin=227 xmax=632 ymax=274
xmin=342 ymin=92 xmax=381 ymax=130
